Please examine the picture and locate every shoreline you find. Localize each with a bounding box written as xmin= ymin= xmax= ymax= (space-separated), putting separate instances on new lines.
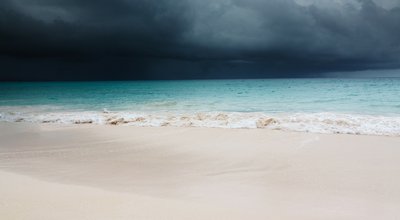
xmin=1 ymin=120 xmax=400 ymax=137
xmin=1 ymin=122 xmax=400 ymax=219
xmin=1 ymin=109 xmax=400 ymax=136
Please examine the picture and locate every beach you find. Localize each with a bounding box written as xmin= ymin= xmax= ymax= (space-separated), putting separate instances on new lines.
xmin=2 ymin=0 xmax=400 ymax=218
xmin=1 ymin=122 xmax=399 ymax=219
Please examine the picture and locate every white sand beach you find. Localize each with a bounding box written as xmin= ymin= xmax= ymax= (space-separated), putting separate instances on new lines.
xmin=0 ymin=122 xmax=400 ymax=219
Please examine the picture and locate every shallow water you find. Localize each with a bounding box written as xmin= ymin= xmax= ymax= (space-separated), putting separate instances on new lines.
xmin=1 ymin=79 xmax=400 ymax=135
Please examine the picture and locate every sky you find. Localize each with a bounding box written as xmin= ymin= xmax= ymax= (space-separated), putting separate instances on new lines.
xmin=1 ymin=0 xmax=400 ymax=80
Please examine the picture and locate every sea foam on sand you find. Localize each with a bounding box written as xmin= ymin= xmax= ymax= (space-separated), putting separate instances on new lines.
xmin=1 ymin=108 xmax=400 ymax=136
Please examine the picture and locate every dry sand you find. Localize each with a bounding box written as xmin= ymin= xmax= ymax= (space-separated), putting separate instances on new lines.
xmin=0 ymin=122 xmax=400 ymax=219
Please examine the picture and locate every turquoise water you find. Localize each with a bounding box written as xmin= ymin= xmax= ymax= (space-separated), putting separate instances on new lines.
xmin=1 ymin=79 xmax=400 ymax=114
xmin=1 ymin=79 xmax=400 ymax=135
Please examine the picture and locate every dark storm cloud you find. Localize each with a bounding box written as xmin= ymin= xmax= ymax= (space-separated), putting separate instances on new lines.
xmin=0 ymin=0 xmax=192 ymax=57
xmin=1 ymin=0 xmax=400 ymax=80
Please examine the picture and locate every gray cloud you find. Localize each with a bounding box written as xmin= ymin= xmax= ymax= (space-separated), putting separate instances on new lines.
xmin=185 ymin=0 xmax=400 ymax=61
xmin=1 ymin=0 xmax=400 ymax=80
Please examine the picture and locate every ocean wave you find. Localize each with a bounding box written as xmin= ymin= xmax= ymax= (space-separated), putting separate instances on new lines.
xmin=1 ymin=109 xmax=400 ymax=136
xmin=146 ymin=101 xmax=178 ymax=107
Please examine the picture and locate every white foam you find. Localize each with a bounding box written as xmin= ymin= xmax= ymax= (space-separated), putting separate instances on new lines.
xmin=1 ymin=107 xmax=400 ymax=136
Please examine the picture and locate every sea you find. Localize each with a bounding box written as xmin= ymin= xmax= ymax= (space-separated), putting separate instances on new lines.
xmin=1 ymin=78 xmax=400 ymax=136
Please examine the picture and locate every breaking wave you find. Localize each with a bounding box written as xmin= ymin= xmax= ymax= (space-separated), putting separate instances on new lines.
xmin=1 ymin=108 xmax=400 ymax=136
